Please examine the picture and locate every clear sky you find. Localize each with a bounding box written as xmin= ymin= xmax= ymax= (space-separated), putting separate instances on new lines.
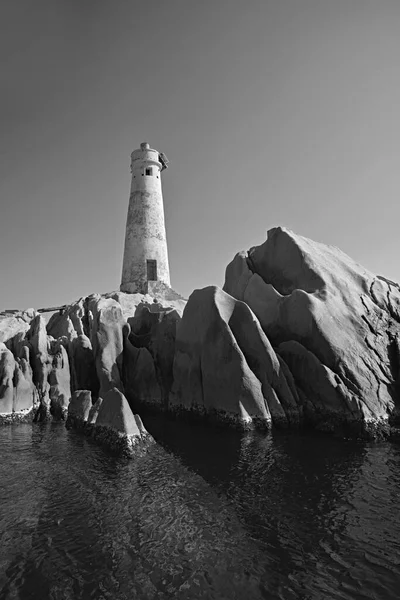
xmin=1 ymin=0 xmax=400 ymax=310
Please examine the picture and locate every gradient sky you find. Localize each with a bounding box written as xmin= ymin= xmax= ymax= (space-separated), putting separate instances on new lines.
xmin=1 ymin=0 xmax=400 ymax=310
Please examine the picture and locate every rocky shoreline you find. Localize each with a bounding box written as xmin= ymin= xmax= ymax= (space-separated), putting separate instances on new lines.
xmin=2 ymin=227 xmax=400 ymax=449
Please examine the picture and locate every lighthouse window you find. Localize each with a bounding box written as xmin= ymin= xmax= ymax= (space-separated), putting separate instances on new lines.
xmin=147 ymin=260 xmax=157 ymax=281
xmin=145 ymin=167 xmax=153 ymax=176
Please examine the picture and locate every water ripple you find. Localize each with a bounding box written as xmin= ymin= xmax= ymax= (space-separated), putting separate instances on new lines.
xmin=1 ymin=421 xmax=400 ymax=599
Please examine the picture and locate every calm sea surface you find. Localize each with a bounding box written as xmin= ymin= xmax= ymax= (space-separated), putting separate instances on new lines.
xmin=1 ymin=417 xmax=400 ymax=600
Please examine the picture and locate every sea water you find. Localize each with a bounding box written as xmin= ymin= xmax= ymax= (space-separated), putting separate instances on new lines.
xmin=1 ymin=417 xmax=399 ymax=600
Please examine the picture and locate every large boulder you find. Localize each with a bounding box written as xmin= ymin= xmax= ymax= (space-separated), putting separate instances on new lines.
xmin=95 ymin=387 xmax=142 ymax=434
xmin=0 ymin=343 xmax=15 ymax=414
xmin=27 ymin=315 xmax=52 ymax=407
xmin=223 ymin=226 xmax=400 ymax=434
xmin=93 ymin=387 xmax=152 ymax=456
xmin=170 ymin=286 xmax=298 ymax=428
xmin=47 ymin=299 xmax=87 ymax=340
xmin=1 ymin=318 xmax=39 ymax=419
xmin=0 ymin=310 xmax=36 ymax=344
xmin=48 ymin=340 xmax=71 ymax=420
xmin=13 ymin=343 xmax=38 ymax=413
xmin=89 ymin=297 xmax=126 ymax=399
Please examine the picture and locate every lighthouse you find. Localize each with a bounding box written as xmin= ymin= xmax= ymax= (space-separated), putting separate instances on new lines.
xmin=120 ymin=142 xmax=171 ymax=294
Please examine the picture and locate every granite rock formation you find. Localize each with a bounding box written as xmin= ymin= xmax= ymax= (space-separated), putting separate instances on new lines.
xmin=66 ymin=387 xmax=153 ymax=457
xmin=0 ymin=291 xmax=184 ymax=430
xmin=0 ymin=344 xmax=15 ymax=414
xmin=2 ymin=227 xmax=400 ymax=440
xmin=223 ymin=226 xmax=400 ymax=436
xmin=170 ymin=286 xmax=299 ymax=428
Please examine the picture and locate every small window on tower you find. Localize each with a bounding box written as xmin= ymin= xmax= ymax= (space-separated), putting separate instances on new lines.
xmin=147 ymin=260 xmax=157 ymax=281
xmin=145 ymin=167 xmax=153 ymax=176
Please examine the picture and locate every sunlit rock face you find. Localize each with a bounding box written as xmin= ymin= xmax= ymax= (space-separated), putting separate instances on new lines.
xmin=48 ymin=292 xmax=184 ymax=415
xmin=0 ymin=344 xmax=15 ymax=414
xmin=223 ymin=226 xmax=400 ymax=435
xmin=170 ymin=286 xmax=299 ymax=429
xmin=88 ymin=297 xmax=126 ymax=400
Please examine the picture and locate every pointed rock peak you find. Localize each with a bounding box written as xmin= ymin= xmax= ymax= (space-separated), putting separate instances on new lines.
xmin=95 ymin=387 xmax=142 ymax=436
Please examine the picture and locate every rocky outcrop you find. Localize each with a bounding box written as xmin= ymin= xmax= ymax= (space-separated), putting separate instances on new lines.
xmin=13 ymin=342 xmax=38 ymax=413
xmin=27 ymin=315 xmax=53 ymax=419
xmin=107 ymin=290 xmax=186 ymax=320
xmin=170 ymin=286 xmax=299 ymax=428
xmin=66 ymin=387 xmax=152 ymax=457
xmin=0 ymin=309 xmax=36 ymax=344
xmin=1 ymin=289 xmax=184 ymax=426
xmin=89 ymin=297 xmax=126 ymax=399
xmin=0 ymin=344 xmax=15 ymax=414
xmin=3 ymin=227 xmax=400 ymax=440
xmin=48 ymin=340 xmax=71 ymax=420
xmin=0 ymin=341 xmax=37 ymax=422
xmin=223 ymin=226 xmax=400 ymax=436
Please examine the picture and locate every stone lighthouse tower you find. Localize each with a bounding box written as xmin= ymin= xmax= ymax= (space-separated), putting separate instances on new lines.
xmin=120 ymin=142 xmax=171 ymax=294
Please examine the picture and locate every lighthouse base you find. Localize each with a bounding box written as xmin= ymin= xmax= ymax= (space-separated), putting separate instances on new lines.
xmin=120 ymin=280 xmax=185 ymax=302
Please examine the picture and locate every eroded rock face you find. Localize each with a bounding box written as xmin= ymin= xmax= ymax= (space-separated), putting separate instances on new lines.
xmin=28 ymin=315 xmax=52 ymax=408
xmin=0 ymin=311 xmax=35 ymax=345
xmin=89 ymin=298 xmax=125 ymax=399
xmin=46 ymin=292 xmax=183 ymax=416
xmin=13 ymin=343 xmax=38 ymax=413
xmin=1 ymin=290 xmax=183 ymax=428
xmin=223 ymin=226 xmax=400 ymax=434
xmin=170 ymin=286 xmax=297 ymax=428
xmin=0 ymin=343 xmax=15 ymax=414
xmin=48 ymin=341 xmax=71 ymax=420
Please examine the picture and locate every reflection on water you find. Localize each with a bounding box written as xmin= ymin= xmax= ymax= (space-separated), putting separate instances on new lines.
xmin=1 ymin=418 xmax=400 ymax=600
